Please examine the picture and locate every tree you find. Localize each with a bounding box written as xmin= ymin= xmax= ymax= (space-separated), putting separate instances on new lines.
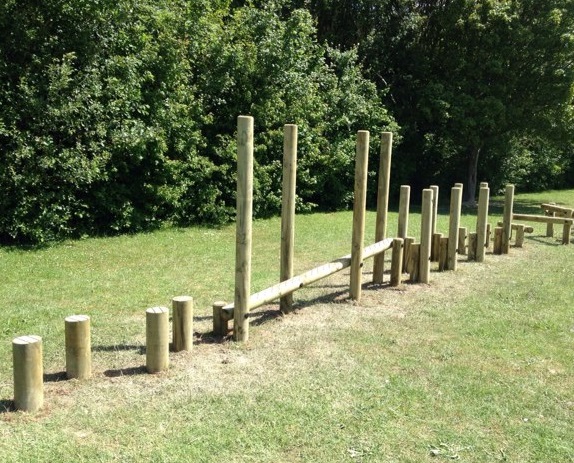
xmin=297 ymin=0 xmax=574 ymax=200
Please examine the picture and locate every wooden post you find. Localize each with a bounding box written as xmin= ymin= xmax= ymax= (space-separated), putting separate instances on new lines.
xmin=546 ymin=203 xmax=556 ymax=237
xmin=430 ymin=185 xmax=439 ymax=234
xmin=468 ymin=233 xmax=477 ymax=261
xmin=486 ymin=223 xmax=491 ymax=248
xmin=562 ymin=210 xmax=573 ymax=245
xmin=419 ymin=189 xmax=433 ymax=284
xmin=373 ymin=132 xmax=392 ymax=284
xmin=65 ymin=315 xmax=91 ymax=380
xmin=403 ymin=237 xmax=415 ymax=274
xmin=13 ymin=335 xmax=43 ymax=412
xmin=502 ymin=184 xmax=515 ymax=254
xmin=458 ymin=227 xmax=467 ymax=255
xmin=438 ymin=237 xmax=449 ymax=272
xmin=212 ymin=301 xmax=228 ymax=337
xmin=146 ymin=307 xmax=169 ymax=373
xmin=398 ymin=185 xmax=410 ymax=239
xmin=493 ymin=227 xmax=503 ymax=255
xmin=172 ymin=296 xmax=193 ymax=352
xmin=515 ymin=224 xmax=525 ymax=247
xmin=390 ymin=238 xmax=403 ymax=287
xmin=280 ymin=124 xmax=298 ymax=313
xmin=409 ymin=244 xmax=420 ymax=282
xmin=235 ymin=115 xmax=254 ymax=342
xmin=476 ymin=185 xmax=489 ymax=262
xmin=350 ymin=131 xmax=369 ymax=301
xmin=447 ymin=186 xmax=463 ymax=270
xmin=432 ymin=233 xmax=442 ymax=262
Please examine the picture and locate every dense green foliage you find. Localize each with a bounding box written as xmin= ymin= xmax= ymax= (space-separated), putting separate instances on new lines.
xmin=1 ymin=0 xmax=573 ymax=242
xmin=0 ymin=0 xmax=395 ymax=243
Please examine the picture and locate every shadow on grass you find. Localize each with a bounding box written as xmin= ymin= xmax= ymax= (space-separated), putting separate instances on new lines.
xmin=92 ymin=344 xmax=145 ymax=354
xmin=0 ymin=399 xmax=15 ymax=413
xmin=103 ymin=366 xmax=147 ymax=377
xmin=44 ymin=371 xmax=67 ymax=382
xmin=524 ymin=235 xmax=565 ymax=247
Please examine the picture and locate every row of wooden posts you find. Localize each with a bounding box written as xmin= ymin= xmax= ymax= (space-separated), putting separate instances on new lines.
xmin=10 ymin=116 xmax=573 ymax=413
xmin=11 ymin=296 xmax=194 ymax=412
xmin=214 ymin=116 xmax=540 ymax=343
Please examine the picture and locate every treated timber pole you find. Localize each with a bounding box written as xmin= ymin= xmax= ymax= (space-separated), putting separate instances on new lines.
xmin=419 ymin=189 xmax=433 ymax=284
xmin=222 ymin=238 xmax=393 ymax=317
xmin=13 ymin=335 xmax=43 ymax=412
xmin=563 ymin=210 xmax=573 ymax=245
xmin=438 ymin=237 xmax=449 ymax=271
xmin=212 ymin=301 xmax=228 ymax=337
xmin=447 ymin=186 xmax=462 ymax=270
xmin=146 ymin=307 xmax=169 ymax=373
xmin=458 ymin=227 xmax=467 ymax=255
xmin=280 ymin=124 xmax=298 ymax=313
xmin=502 ymin=184 xmax=515 ymax=254
xmin=493 ymin=227 xmax=503 ymax=254
xmin=430 ymin=185 xmax=439 ymax=261
xmin=546 ymin=203 xmax=556 ymax=237
xmin=235 ymin=115 xmax=254 ymax=342
xmin=373 ymin=132 xmax=392 ymax=284
xmin=350 ymin=130 xmax=369 ymax=301
xmin=390 ymin=238 xmax=403 ymax=287
xmin=398 ymin=185 xmax=410 ymax=239
xmin=511 ymin=214 xmax=574 ymax=225
xmin=409 ymin=244 xmax=420 ymax=282
xmin=476 ymin=185 xmax=489 ymax=262
xmin=515 ymin=224 xmax=525 ymax=247
xmin=172 ymin=296 xmax=193 ymax=352
xmin=65 ymin=315 xmax=91 ymax=380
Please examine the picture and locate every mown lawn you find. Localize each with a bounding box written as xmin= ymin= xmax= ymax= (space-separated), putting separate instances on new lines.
xmin=1 ymin=188 xmax=573 ymax=462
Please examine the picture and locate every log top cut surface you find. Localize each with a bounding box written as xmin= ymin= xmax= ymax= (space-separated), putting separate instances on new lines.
xmin=146 ymin=307 xmax=168 ymax=314
xmin=13 ymin=335 xmax=42 ymax=345
xmin=172 ymin=295 xmax=193 ymax=302
xmin=65 ymin=315 xmax=90 ymax=323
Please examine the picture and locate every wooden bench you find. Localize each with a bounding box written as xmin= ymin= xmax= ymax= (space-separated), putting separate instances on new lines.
xmin=512 ymin=213 xmax=573 ymax=245
xmin=540 ymin=203 xmax=574 ymax=238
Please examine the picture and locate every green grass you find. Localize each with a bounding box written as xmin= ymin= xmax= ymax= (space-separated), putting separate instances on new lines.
xmin=1 ymin=188 xmax=573 ymax=462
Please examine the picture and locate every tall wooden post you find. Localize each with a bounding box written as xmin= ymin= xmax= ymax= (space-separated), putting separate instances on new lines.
xmin=146 ymin=307 xmax=169 ymax=373
xmin=350 ymin=131 xmax=369 ymax=301
xmin=419 ymin=189 xmax=433 ymax=284
xmin=65 ymin=315 xmax=91 ymax=380
xmin=13 ymin=335 xmax=43 ymax=412
xmin=234 ymin=115 xmax=254 ymax=341
xmin=373 ymin=132 xmax=392 ymax=284
xmin=430 ymin=185 xmax=439 ymax=234
xmin=447 ymin=186 xmax=462 ymax=270
xmin=280 ymin=124 xmax=298 ymax=313
xmin=476 ymin=185 xmax=490 ymax=262
xmin=502 ymin=184 xmax=515 ymax=254
xmin=429 ymin=185 xmax=439 ymax=261
xmin=398 ymin=185 xmax=410 ymax=239
xmin=172 ymin=296 xmax=193 ymax=352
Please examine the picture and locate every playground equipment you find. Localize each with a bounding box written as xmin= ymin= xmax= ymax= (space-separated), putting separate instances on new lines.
xmin=17 ymin=116 xmax=574 ymax=412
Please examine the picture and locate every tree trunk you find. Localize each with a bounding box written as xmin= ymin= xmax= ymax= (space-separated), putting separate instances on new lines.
xmin=464 ymin=146 xmax=481 ymax=206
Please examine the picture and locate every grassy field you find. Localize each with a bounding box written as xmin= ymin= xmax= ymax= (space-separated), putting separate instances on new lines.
xmin=1 ymin=188 xmax=573 ymax=462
